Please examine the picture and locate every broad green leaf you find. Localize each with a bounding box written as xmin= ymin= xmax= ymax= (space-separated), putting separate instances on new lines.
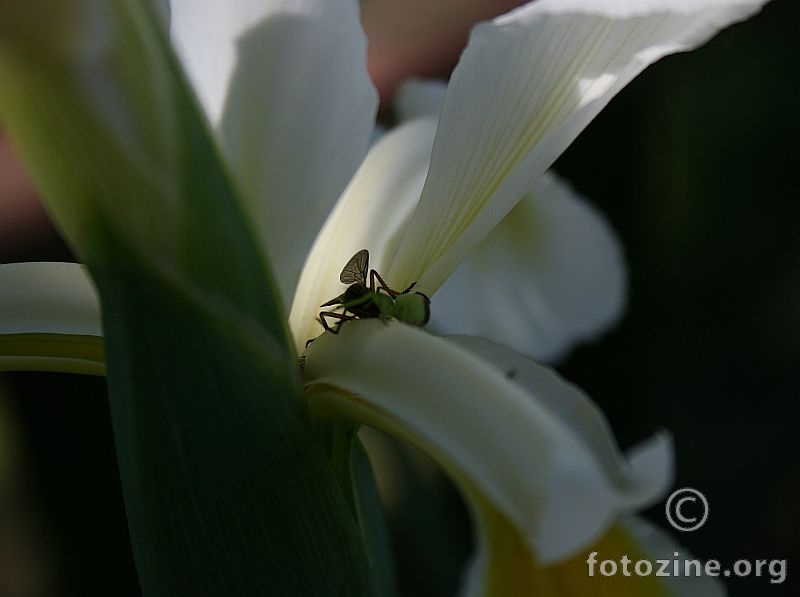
xmin=349 ymin=434 xmax=397 ymax=596
xmin=319 ymin=422 xmax=397 ymax=597
xmin=93 ymin=243 xmax=370 ymax=595
xmin=0 ymin=1 xmax=370 ymax=594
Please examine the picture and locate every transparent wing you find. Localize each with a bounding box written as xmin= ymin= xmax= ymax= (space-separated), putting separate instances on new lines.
xmin=339 ymin=249 xmax=369 ymax=285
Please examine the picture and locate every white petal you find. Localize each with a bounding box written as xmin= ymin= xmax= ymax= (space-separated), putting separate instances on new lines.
xmin=386 ymin=0 xmax=769 ymax=294
xmin=446 ymin=335 xmax=672 ymax=505
xmin=432 ymin=172 xmax=626 ymax=362
xmin=169 ymin=0 xmax=378 ymax=306
xmin=0 ymin=263 xmax=100 ymax=337
xmin=303 ymin=320 xmax=671 ymax=563
xmin=0 ymin=263 xmax=104 ymax=375
xmin=394 ymin=78 xmax=447 ymax=122
xmin=289 ymin=118 xmax=436 ymax=352
xmin=170 ymin=0 xmax=285 ymax=124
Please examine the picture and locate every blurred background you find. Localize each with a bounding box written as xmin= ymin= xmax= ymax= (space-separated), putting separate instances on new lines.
xmin=1 ymin=0 xmax=797 ymax=595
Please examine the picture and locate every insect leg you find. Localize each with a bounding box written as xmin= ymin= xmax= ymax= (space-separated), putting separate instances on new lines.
xmin=370 ymin=269 xmax=400 ymax=297
xmin=319 ymin=311 xmax=355 ymax=334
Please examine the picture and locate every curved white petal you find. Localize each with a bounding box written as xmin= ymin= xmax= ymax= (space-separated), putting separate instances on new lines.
xmin=289 ymin=118 xmax=436 ymax=352
xmin=386 ymin=0 xmax=769 ymax=294
xmin=170 ymin=0 xmax=378 ymax=306
xmin=446 ymin=335 xmax=671 ymax=505
xmin=432 ymin=172 xmax=626 ymax=363
xmin=303 ymin=320 xmax=671 ymax=563
xmin=394 ymin=79 xmax=447 ymax=122
xmin=0 ymin=263 xmax=100 ymax=337
xmin=0 ymin=263 xmax=104 ymax=375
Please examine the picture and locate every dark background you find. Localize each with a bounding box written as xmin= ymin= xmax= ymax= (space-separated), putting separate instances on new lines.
xmin=1 ymin=1 xmax=797 ymax=595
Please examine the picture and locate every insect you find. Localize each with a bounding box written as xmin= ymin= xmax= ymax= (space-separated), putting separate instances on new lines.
xmin=317 ymin=249 xmax=430 ymax=333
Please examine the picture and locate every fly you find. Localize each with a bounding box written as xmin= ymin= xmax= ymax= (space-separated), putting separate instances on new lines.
xmin=317 ymin=249 xmax=431 ymax=333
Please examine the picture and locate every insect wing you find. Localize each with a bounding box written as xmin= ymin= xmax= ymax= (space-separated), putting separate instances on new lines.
xmin=340 ymin=249 xmax=369 ymax=285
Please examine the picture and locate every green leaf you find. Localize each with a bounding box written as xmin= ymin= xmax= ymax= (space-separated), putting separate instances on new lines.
xmin=320 ymin=422 xmax=397 ymax=597
xmin=349 ymin=436 xmax=397 ymax=596
xmin=0 ymin=1 xmax=286 ymax=339
xmin=0 ymin=1 xmax=371 ymax=594
xmin=93 ymin=241 xmax=370 ymax=596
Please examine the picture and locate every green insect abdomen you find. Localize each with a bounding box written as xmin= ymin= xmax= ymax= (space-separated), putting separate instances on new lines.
xmin=391 ymin=292 xmax=431 ymax=326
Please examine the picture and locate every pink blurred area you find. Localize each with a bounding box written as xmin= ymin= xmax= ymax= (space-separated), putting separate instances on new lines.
xmin=364 ymin=0 xmax=526 ymax=100
xmin=0 ymin=133 xmax=52 ymax=256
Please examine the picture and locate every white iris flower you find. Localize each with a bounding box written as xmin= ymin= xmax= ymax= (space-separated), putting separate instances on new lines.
xmin=0 ymin=0 xmax=769 ymax=594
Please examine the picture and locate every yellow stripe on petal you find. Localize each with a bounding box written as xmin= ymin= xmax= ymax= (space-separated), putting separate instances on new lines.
xmin=465 ymin=493 xmax=668 ymax=597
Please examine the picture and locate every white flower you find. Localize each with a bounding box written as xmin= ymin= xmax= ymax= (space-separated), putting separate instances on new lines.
xmin=1 ymin=0 xmax=769 ymax=593
xmin=170 ymin=0 xmax=764 ymax=575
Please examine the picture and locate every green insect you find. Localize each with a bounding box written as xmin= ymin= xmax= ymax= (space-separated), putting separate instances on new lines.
xmin=317 ymin=249 xmax=431 ymax=333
